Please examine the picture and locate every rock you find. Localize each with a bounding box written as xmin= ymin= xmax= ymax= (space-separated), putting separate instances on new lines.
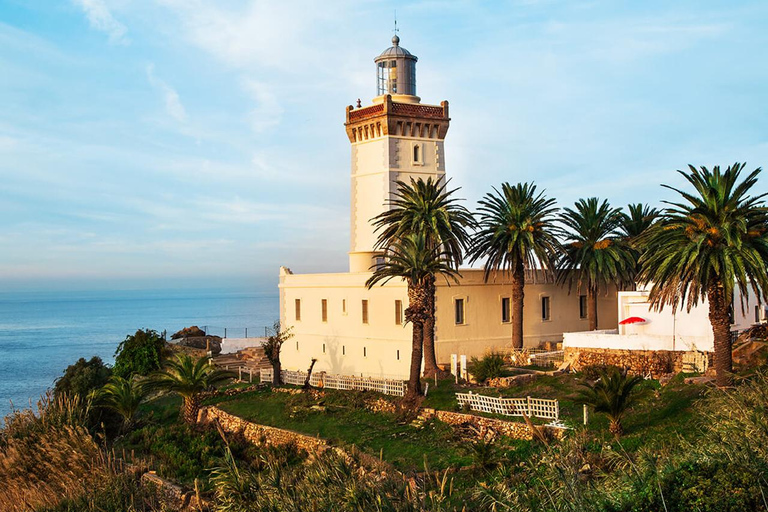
xmin=171 ymin=326 xmax=207 ymax=339
xmin=177 ymin=335 xmax=222 ymax=355
xmin=684 ymin=375 xmax=715 ymax=385
xmin=658 ymin=373 xmax=675 ymax=386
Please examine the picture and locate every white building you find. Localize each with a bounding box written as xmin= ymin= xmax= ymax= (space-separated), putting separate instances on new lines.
xmin=564 ymin=285 xmax=764 ymax=354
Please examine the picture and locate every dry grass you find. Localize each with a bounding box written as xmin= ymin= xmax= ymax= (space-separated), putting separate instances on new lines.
xmin=0 ymin=393 xmax=142 ymax=512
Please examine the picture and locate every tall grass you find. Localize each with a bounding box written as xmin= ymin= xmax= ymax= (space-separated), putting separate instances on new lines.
xmin=0 ymin=392 xmax=156 ymax=512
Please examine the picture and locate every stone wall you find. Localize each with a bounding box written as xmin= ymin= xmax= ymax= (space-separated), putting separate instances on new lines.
xmin=563 ymin=346 xmax=714 ymax=378
xmin=198 ymin=406 xmax=330 ymax=454
xmin=418 ymin=408 xmax=565 ymax=441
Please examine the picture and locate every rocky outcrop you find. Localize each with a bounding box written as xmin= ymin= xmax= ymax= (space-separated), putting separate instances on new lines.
xmin=171 ymin=326 xmax=207 ymax=339
xmin=177 ymin=336 xmax=222 ymax=355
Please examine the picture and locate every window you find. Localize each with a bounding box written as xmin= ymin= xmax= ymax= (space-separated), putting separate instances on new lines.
xmin=295 ymin=299 xmax=301 ymax=321
xmin=364 ymin=347 xmax=367 ymax=357
xmin=756 ymin=305 xmax=761 ymax=323
xmin=541 ymin=296 xmax=551 ymax=321
xmin=342 ymin=299 xmax=347 ymax=314
xmin=455 ymin=298 xmax=465 ymax=325
xmin=321 ymin=299 xmax=328 ymax=322
xmin=396 ymin=349 xmax=400 ymax=360
xmin=362 ymin=300 xmax=369 ymax=324
xmin=296 ymin=341 xmax=299 ymax=351
xmin=501 ymin=297 xmax=511 ymax=323
xmin=375 ymin=257 xmax=385 ymax=270
xmin=579 ymin=295 xmax=588 ymax=319
xmin=413 ymin=144 xmax=420 ymax=163
xmin=323 ymin=343 xmax=326 ymax=353
xmin=342 ymin=345 xmax=346 ymax=355
xmin=395 ymin=300 xmax=403 ymax=325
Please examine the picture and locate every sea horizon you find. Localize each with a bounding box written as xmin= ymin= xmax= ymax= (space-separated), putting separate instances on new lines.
xmin=0 ymin=287 xmax=279 ymax=419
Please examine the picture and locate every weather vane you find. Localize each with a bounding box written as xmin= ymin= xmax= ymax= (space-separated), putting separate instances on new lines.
xmin=393 ymin=10 xmax=399 ymax=35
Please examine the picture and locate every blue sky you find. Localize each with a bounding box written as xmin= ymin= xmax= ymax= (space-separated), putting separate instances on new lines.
xmin=1 ymin=0 xmax=767 ymax=291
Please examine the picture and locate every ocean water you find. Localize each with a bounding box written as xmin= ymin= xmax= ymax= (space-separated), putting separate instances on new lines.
xmin=0 ymin=288 xmax=278 ymax=420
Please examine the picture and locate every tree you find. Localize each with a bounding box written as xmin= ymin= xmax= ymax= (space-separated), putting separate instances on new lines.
xmin=619 ymin=203 xmax=660 ymax=289
xmin=367 ymin=233 xmax=459 ymax=397
xmin=262 ymin=321 xmax=294 ymax=386
xmin=143 ymin=354 xmax=235 ymax=424
xmin=93 ymin=375 xmax=145 ymax=430
xmin=53 ymin=356 xmax=112 ymax=399
xmin=371 ymin=177 xmax=474 ymax=377
xmin=557 ymin=198 xmax=635 ymax=330
xmin=113 ymin=329 xmax=165 ymax=379
xmin=577 ymin=366 xmax=648 ymax=437
xmin=469 ymin=182 xmax=560 ymax=349
xmin=638 ymin=163 xmax=768 ymax=386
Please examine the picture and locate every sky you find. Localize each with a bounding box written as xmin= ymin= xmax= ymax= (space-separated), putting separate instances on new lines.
xmin=1 ymin=0 xmax=767 ymax=292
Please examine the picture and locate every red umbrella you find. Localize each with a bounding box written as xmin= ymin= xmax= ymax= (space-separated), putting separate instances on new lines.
xmin=619 ymin=316 xmax=647 ymax=325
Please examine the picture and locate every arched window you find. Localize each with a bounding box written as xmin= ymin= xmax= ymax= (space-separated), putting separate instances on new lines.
xmin=413 ymin=144 xmax=420 ymax=163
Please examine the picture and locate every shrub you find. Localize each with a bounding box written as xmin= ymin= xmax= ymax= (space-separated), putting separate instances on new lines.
xmin=53 ymin=356 xmax=112 ymax=399
xmin=470 ymin=352 xmax=505 ymax=382
xmin=113 ymin=329 xmax=165 ymax=379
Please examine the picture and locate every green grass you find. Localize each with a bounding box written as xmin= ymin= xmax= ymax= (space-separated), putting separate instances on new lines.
xmin=214 ymin=387 xmax=473 ymax=472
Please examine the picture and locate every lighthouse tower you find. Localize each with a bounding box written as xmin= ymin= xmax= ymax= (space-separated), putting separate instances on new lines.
xmin=345 ymin=36 xmax=451 ymax=272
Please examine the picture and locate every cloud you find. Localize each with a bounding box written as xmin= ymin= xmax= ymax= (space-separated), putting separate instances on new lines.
xmin=243 ymin=80 xmax=282 ymax=133
xmin=72 ymin=0 xmax=129 ymax=45
xmin=146 ymin=64 xmax=188 ymax=123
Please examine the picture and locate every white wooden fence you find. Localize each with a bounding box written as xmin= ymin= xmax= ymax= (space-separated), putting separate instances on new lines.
xmin=261 ymin=368 xmax=407 ymax=397
xmin=456 ymin=392 xmax=559 ymax=420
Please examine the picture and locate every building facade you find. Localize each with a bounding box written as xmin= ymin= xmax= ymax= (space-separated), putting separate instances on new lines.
xmin=279 ymin=37 xmax=618 ymax=379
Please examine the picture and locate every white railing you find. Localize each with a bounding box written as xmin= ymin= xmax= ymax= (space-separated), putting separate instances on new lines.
xmin=261 ymin=368 xmax=407 ymax=397
xmin=456 ymin=392 xmax=559 ymax=420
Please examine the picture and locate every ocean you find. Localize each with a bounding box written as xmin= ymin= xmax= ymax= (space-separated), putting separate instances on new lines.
xmin=0 ymin=288 xmax=279 ymax=420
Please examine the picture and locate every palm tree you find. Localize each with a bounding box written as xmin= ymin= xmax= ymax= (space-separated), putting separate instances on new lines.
xmin=638 ymin=163 xmax=768 ymax=387
xmin=94 ymin=375 xmax=145 ymax=429
xmin=578 ymin=366 xmax=648 ymax=437
xmin=371 ymin=177 xmax=474 ymax=377
xmin=366 ymin=233 xmax=459 ymax=397
xmin=557 ymin=198 xmax=635 ymax=330
xmin=143 ymin=354 xmax=235 ymax=424
xmin=619 ymin=203 xmax=660 ymax=289
xmin=469 ymin=182 xmax=560 ymax=349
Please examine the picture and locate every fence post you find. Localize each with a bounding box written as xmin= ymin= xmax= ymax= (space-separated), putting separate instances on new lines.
xmin=249 ymin=368 xmax=253 ymax=383
xmin=527 ymin=396 xmax=532 ymax=417
xmin=238 ymin=367 xmax=242 ymax=382
xmin=583 ymin=404 xmax=589 ymax=426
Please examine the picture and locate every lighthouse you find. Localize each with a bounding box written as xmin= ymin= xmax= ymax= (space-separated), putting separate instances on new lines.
xmin=345 ymin=36 xmax=451 ymax=272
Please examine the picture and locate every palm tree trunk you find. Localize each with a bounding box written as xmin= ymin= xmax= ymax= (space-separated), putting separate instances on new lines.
xmin=708 ymin=282 xmax=733 ymax=387
xmin=405 ymin=280 xmax=428 ymax=397
xmin=408 ymin=320 xmax=424 ymax=397
xmin=588 ymin=287 xmax=598 ymax=331
xmin=511 ymin=260 xmax=525 ymax=350
xmin=422 ymin=276 xmax=439 ymax=377
xmin=182 ymin=394 xmax=201 ymax=424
